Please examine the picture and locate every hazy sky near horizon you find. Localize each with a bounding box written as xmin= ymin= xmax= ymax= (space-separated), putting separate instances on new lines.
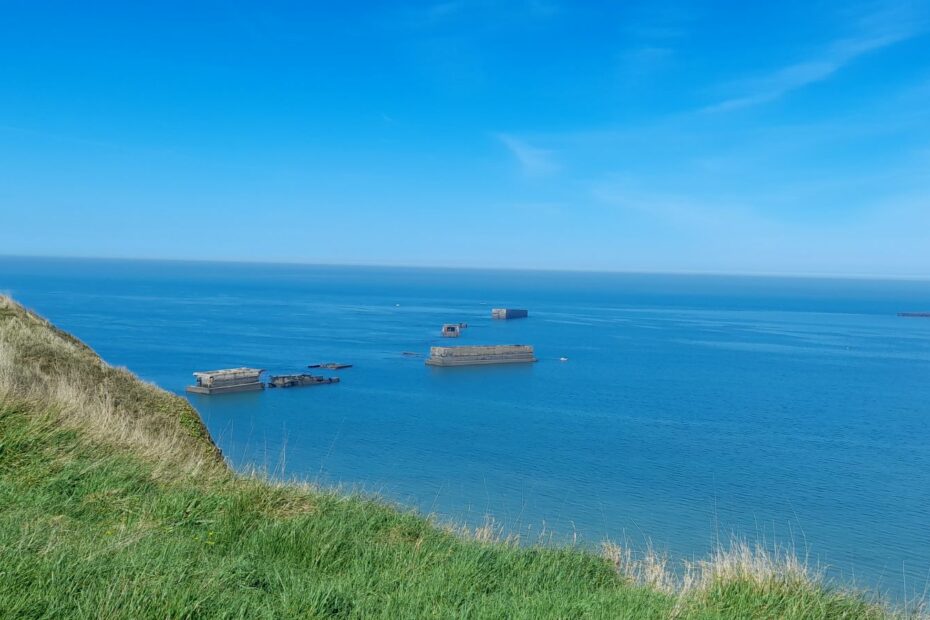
xmin=1 ymin=1 xmax=929 ymax=275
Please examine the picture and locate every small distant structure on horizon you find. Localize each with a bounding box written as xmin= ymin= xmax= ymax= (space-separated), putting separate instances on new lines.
xmin=492 ymin=308 xmax=528 ymax=320
xmin=186 ymin=368 xmax=264 ymax=395
xmin=441 ymin=324 xmax=462 ymax=338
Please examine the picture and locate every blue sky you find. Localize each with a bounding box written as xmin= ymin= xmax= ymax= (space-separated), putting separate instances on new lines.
xmin=1 ymin=1 xmax=929 ymax=275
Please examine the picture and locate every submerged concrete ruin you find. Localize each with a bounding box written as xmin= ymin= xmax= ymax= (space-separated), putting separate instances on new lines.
xmin=441 ymin=324 xmax=462 ymax=338
xmin=425 ymin=345 xmax=537 ymax=367
xmin=186 ymin=368 xmax=264 ymax=395
xmin=491 ymin=308 xmax=528 ymax=319
xmin=268 ymin=374 xmax=340 ymax=388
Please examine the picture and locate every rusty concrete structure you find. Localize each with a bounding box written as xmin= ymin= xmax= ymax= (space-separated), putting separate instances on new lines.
xmin=425 ymin=344 xmax=537 ymax=367
xmin=186 ymin=367 xmax=264 ymax=395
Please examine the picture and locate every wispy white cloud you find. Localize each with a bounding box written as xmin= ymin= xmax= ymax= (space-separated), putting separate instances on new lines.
xmin=589 ymin=179 xmax=774 ymax=233
xmin=705 ymin=3 xmax=926 ymax=113
xmin=587 ymin=175 xmax=930 ymax=276
xmin=705 ymin=61 xmax=840 ymax=113
xmin=613 ymin=5 xmax=691 ymax=79
xmin=497 ymin=134 xmax=560 ymax=176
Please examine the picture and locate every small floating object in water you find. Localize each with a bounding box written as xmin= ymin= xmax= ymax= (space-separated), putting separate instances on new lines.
xmin=268 ymin=374 xmax=340 ymax=388
xmin=309 ymin=363 xmax=353 ymax=370
xmin=898 ymin=312 xmax=930 ymax=318
xmin=401 ymin=351 xmax=421 ymax=357
xmin=559 ymin=357 xmax=569 ymax=362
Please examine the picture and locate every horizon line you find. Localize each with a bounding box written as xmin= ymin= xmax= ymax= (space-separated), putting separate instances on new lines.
xmin=2 ymin=253 xmax=929 ymax=282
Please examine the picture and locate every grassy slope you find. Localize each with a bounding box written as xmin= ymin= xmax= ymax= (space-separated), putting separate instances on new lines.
xmin=0 ymin=295 xmax=899 ymax=619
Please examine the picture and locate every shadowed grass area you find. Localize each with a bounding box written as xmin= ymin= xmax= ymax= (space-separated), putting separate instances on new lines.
xmin=0 ymin=295 xmax=910 ymax=618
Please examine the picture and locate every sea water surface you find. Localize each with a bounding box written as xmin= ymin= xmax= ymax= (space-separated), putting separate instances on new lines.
xmin=2 ymin=257 xmax=930 ymax=601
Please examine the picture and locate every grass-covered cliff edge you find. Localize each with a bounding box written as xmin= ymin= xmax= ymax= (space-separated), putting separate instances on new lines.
xmin=0 ymin=295 xmax=913 ymax=619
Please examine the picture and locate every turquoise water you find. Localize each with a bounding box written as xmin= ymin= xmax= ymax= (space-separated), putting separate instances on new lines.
xmin=3 ymin=256 xmax=930 ymax=600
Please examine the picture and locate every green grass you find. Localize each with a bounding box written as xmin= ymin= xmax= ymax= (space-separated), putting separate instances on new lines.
xmin=0 ymin=404 xmax=676 ymax=618
xmin=0 ymin=295 xmax=908 ymax=618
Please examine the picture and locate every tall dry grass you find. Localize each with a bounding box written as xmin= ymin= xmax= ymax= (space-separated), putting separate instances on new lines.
xmin=0 ymin=295 xmax=224 ymax=479
xmin=602 ymin=538 xmax=813 ymax=597
xmin=602 ymin=536 xmax=924 ymax=617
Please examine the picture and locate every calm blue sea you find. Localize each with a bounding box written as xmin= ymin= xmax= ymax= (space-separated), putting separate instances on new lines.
xmin=3 ymin=256 xmax=930 ymax=601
